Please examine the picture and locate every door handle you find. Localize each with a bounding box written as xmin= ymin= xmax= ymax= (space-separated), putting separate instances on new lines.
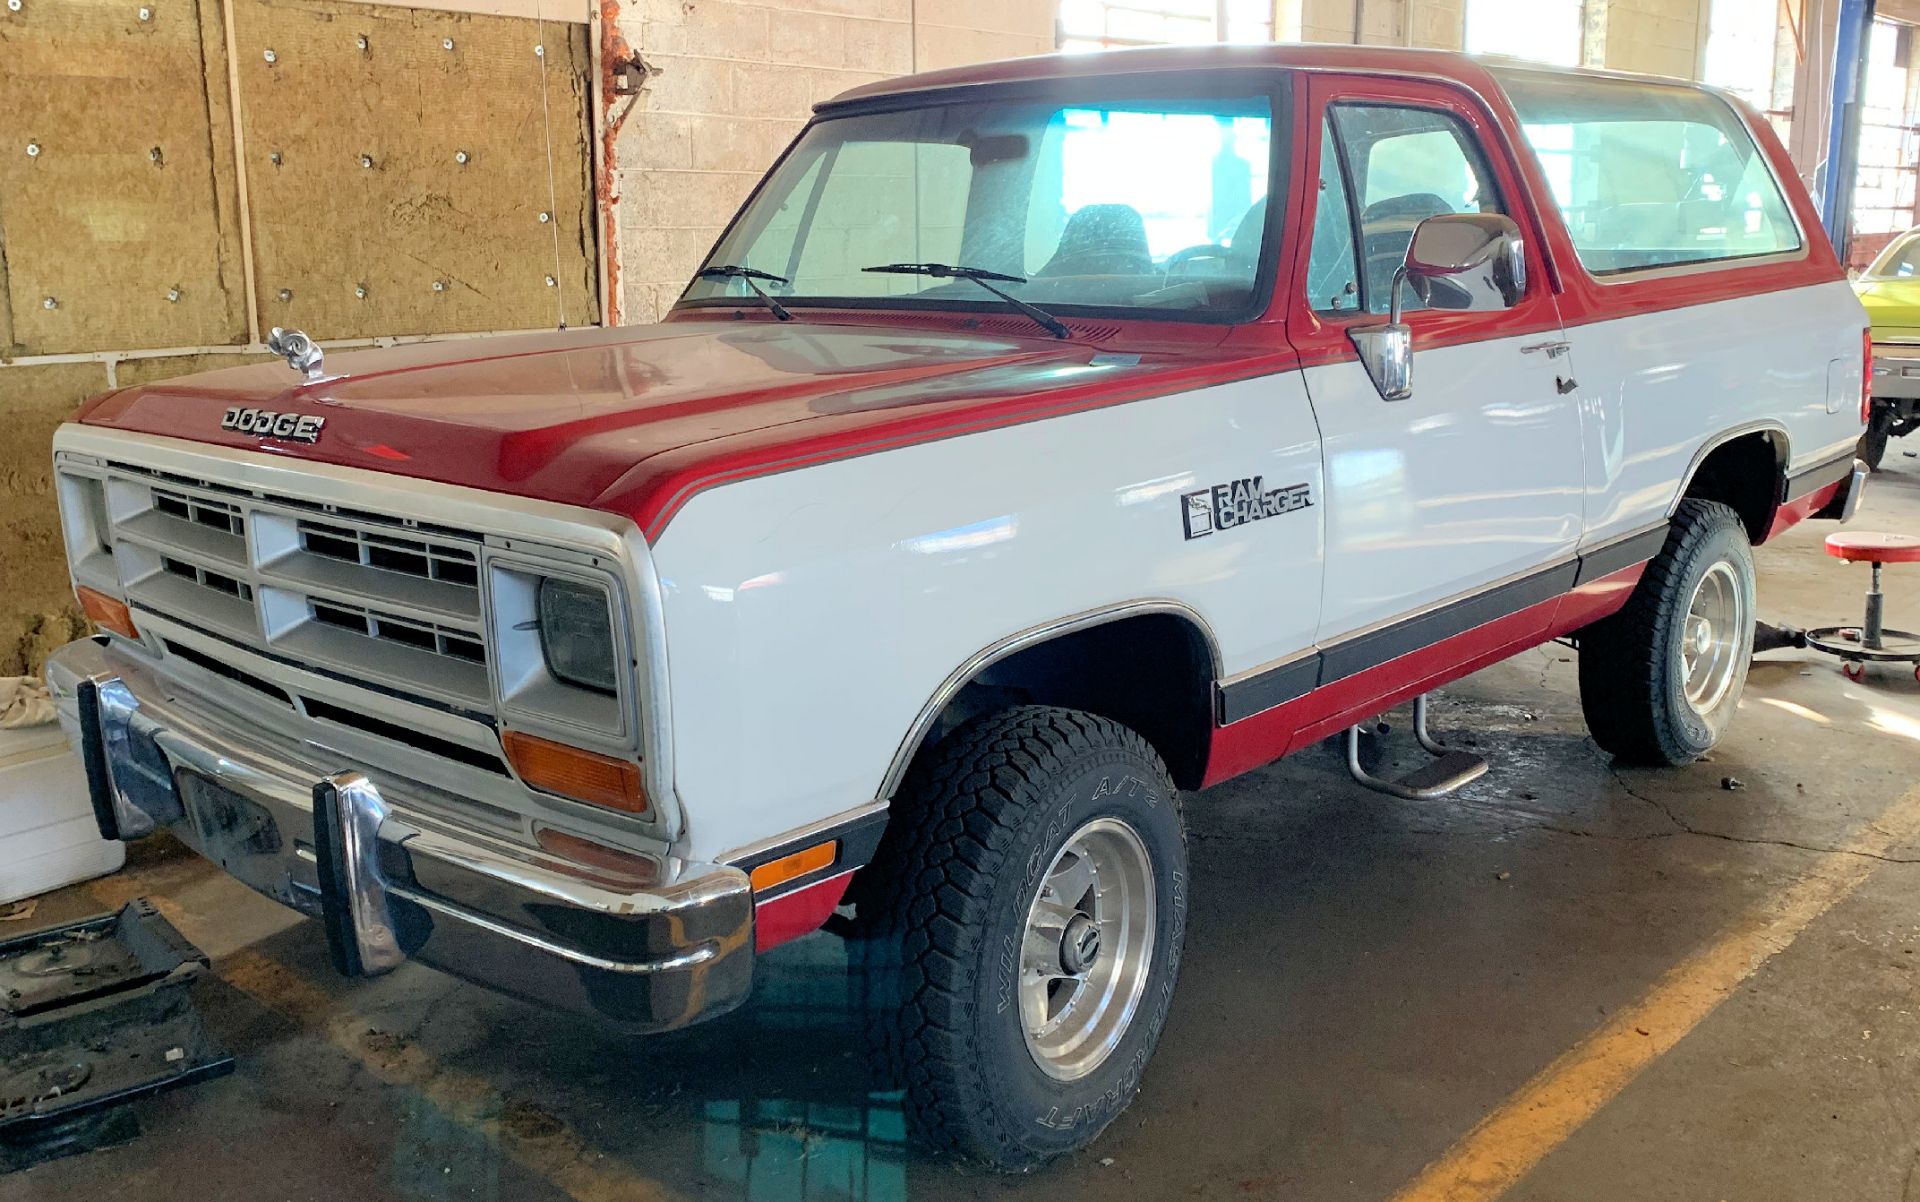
xmin=1521 ymin=340 xmax=1572 ymax=360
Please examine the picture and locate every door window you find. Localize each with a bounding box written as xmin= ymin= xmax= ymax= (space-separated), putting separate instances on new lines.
xmin=1305 ymin=121 xmax=1362 ymax=313
xmin=1305 ymin=103 xmax=1507 ymax=315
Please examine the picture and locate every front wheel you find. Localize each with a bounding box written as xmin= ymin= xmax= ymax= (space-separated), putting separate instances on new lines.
xmin=850 ymin=706 xmax=1188 ymax=1171
xmin=1578 ymin=499 xmax=1757 ymax=766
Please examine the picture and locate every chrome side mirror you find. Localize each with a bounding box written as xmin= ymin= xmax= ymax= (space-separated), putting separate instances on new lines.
xmin=1350 ymin=323 xmax=1412 ymax=402
xmin=1348 ymin=213 xmax=1527 ymax=402
xmin=1404 ymin=212 xmax=1527 ymax=311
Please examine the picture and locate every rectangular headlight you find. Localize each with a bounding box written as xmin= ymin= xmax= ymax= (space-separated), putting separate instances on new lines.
xmin=537 ymin=578 xmax=618 ymax=695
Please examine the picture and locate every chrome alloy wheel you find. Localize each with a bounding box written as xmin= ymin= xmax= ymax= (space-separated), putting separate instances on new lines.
xmin=1680 ymin=560 xmax=1748 ymax=716
xmin=1018 ymin=817 xmax=1156 ymax=1082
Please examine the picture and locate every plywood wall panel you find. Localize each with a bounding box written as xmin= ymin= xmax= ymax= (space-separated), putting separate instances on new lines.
xmin=0 ymin=362 xmax=105 ymax=675
xmin=0 ymin=0 xmax=248 ymax=354
xmin=233 ymin=0 xmax=596 ymax=339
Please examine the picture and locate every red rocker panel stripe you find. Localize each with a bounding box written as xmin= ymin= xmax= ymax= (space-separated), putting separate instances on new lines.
xmin=1202 ymin=562 xmax=1646 ymax=788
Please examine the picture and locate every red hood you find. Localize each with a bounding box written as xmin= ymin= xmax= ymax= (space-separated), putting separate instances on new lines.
xmin=81 ymin=317 xmax=1278 ymax=538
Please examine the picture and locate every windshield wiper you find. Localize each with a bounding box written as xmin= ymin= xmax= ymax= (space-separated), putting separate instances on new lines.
xmin=861 ymin=263 xmax=1070 ymax=340
xmin=698 ymin=264 xmax=794 ymax=322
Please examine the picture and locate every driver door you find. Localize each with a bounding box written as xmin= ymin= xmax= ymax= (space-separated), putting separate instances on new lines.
xmin=1291 ymin=75 xmax=1585 ymax=645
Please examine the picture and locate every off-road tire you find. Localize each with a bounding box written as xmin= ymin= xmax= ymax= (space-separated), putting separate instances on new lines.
xmin=847 ymin=706 xmax=1188 ymax=1171
xmin=1578 ymin=499 xmax=1756 ymax=766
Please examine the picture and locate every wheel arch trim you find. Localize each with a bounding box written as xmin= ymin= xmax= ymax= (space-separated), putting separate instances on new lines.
xmin=1667 ymin=421 xmax=1792 ymax=520
xmin=877 ymin=599 xmax=1223 ymax=801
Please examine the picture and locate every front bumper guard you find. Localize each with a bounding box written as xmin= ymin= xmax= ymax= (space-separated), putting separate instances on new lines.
xmin=48 ymin=638 xmax=754 ymax=1032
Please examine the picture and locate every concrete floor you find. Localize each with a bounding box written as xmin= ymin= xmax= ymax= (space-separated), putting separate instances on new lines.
xmin=6 ymin=456 xmax=1919 ymax=1202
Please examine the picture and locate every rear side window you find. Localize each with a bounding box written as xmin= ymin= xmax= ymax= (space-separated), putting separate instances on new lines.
xmin=1500 ymin=72 xmax=1801 ymax=275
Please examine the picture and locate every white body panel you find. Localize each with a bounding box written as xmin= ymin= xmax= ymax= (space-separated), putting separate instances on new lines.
xmin=1303 ymin=331 xmax=1584 ymax=639
xmin=655 ymin=278 xmax=1865 ymax=862
xmin=651 ymin=373 xmax=1325 ymax=861
xmin=1566 ymin=279 xmax=1867 ymax=541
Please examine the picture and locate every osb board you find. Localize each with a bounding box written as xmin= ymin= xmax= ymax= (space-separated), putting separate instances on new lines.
xmin=234 ymin=0 xmax=598 ymax=339
xmin=0 ymin=0 xmax=249 ymax=355
xmin=115 ymin=350 xmax=277 ymax=387
xmin=0 ymin=362 xmax=108 ymax=675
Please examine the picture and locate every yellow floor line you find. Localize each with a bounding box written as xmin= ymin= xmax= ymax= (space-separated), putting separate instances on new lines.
xmin=1389 ymin=780 xmax=1920 ymax=1202
xmin=84 ymin=881 xmax=677 ymax=1202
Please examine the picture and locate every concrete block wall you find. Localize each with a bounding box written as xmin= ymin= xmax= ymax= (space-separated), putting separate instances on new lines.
xmin=1287 ymin=0 xmax=1715 ymax=81
xmin=1598 ymin=0 xmax=1709 ymax=79
xmin=1292 ymin=0 xmax=1467 ymax=50
xmin=609 ymin=0 xmax=1051 ymax=323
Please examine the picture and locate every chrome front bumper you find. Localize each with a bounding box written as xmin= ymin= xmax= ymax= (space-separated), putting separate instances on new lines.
xmin=45 ymin=637 xmax=753 ymax=1032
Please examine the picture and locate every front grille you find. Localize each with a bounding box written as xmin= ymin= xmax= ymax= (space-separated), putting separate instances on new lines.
xmin=91 ymin=462 xmax=493 ymax=710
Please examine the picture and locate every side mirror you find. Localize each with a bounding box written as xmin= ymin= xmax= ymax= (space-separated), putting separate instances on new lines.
xmin=1348 ymin=213 xmax=1527 ymax=402
xmin=1404 ymin=212 xmax=1527 ymax=312
xmin=1351 ymin=324 xmax=1412 ymax=402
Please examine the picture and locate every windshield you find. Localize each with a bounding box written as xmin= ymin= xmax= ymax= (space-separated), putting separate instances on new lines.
xmin=1865 ymin=233 xmax=1920 ymax=281
xmin=681 ymin=89 xmax=1280 ymax=321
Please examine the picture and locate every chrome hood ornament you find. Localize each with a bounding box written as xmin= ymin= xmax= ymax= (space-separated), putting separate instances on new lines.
xmin=267 ymin=327 xmax=324 ymax=379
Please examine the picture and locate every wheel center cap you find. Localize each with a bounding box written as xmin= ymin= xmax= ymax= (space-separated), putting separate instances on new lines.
xmin=1060 ymin=914 xmax=1101 ymax=975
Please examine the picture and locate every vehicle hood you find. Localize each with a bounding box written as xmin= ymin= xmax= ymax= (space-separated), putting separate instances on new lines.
xmin=76 ymin=319 xmax=1222 ymax=529
xmin=1856 ymin=278 xmax=1920 ymax=337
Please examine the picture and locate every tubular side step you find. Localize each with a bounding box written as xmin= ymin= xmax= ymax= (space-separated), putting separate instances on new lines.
xmin=1345 ymin=694 xmax=1490 ymax=802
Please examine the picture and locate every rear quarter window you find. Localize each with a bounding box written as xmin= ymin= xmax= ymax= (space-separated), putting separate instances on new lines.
xmin=1498 ymin=72 xmax=1801 ymax=276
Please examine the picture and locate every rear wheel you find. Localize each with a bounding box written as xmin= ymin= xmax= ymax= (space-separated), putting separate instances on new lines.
xmin=849 ymin=706 xmax=1188 ymax=1171
xmin=1860 ymin=409 xmax=1891 ymax=471
xmin=1579 ymin=499 xmax=1756 ymax=766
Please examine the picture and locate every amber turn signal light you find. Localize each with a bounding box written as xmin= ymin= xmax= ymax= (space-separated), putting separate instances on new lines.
xmin=749 ymin=840 xmax=838 ymax=892
xmin=76 ymin=586 xmax=139 ymax=641
xmin=502 ymin=730 xmax=648 ymax=816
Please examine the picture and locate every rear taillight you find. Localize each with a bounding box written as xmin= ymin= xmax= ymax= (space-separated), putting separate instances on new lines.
xmin=1864 ymin=327 xmax=1875 ymax=426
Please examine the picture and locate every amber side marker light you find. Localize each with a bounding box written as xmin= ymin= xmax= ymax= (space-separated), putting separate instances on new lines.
xmin=502 ymin=730 xmax=648 ymax=816
xmin=76 ymin=586 xmax=139 ymax=641
xmin=533 ymin=826 xmax=660 ymax=886
xmin=749 ymin=840 xmax=838 ymax=892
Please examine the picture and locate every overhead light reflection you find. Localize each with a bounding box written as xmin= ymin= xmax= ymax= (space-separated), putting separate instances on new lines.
xmin=1868 ymin=707 xmax=1920 ymax=743
xmin=902 ymin=515 xmax=1017 ymax=554
xmin=1757 ymin=696 xmax=1832 ymax=725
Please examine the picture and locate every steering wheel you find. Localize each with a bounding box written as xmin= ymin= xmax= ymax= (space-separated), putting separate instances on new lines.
xmin=1164 ymin=243 xmax=1231 ymax=280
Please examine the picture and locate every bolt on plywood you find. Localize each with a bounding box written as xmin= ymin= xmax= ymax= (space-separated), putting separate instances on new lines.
xmin=234 ymin=0 xmax=597 ymax=340
xmin=0 ymin=0 xmax=250 ymax=355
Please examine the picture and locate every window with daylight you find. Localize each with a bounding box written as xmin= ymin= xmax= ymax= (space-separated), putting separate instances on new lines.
xmin=1703 ymin=0 xmax=1784 ymax=112
xmin=1056 ymin=0 xmax=1274 ymax=52
xmin=1463 ymin=0 xmax=1582 ymax=67
xmin=1853 ymin=19 xmax=1920 ymax=238
xmin=1500 ymin=71 xmax=1801 ymax=275
xmin=1307 ymin=104 xmax=1506 ymax=315
xmin=686 ymin=91 xmax=1280 ymax=320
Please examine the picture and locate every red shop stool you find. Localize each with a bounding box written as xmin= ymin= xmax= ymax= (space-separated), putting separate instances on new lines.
xmin=1806 ymin=532 xmax=1920 ymax=682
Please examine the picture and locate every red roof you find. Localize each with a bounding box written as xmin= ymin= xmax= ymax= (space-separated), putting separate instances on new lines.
xmin=823 ymin=44 xmax=1528 ymax=110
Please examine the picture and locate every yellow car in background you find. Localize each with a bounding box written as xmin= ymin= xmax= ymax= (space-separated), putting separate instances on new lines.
xmin=1857 ymin=229 xmax=1920 ymax=468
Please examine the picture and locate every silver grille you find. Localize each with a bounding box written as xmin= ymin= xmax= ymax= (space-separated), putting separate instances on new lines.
xmin=88 ymin=462 xmax=493 ymax=710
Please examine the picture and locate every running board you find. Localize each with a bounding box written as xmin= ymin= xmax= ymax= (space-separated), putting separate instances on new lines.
xmin=1345 ymin=694 xmax=1490 ymax=801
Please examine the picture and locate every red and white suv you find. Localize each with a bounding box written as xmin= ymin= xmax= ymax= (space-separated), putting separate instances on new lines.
xmin=45 ymin=45 xmax=1868 ymax=1169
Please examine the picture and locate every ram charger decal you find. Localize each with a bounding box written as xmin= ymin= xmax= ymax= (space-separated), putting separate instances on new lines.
xmin=1182 ymin=476 xmax=1314 ymax=540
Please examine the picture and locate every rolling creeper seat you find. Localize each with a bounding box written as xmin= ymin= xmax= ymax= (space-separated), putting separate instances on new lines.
xmin=1805 ymin=532 xmax=1920 ymax=682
